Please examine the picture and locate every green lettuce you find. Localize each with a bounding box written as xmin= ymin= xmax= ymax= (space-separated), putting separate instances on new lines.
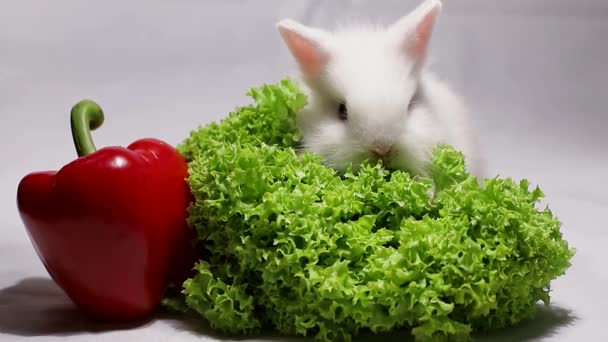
xmin=167 ymin=79 xmax=574 ymax=341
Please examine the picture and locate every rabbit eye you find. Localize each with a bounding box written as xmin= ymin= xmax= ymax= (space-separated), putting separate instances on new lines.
xmin=408 ymin=87 xmax=421 ymax=112
xmin=337 ymin=102 xmax=348 ymax=121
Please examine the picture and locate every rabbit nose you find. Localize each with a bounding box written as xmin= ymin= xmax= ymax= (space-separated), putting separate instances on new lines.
xmin=372 ymin=144 xmax=394 ymax=160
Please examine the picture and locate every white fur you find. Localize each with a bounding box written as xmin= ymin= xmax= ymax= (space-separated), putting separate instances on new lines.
xmin=278 ymin=0 xmax=483 ymax=177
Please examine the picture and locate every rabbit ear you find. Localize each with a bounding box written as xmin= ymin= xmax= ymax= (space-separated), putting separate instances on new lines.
xmin=277 ymin=19 xmax=331 ymax=79
xmin=390 ymin=0 xmax=442 ymax=67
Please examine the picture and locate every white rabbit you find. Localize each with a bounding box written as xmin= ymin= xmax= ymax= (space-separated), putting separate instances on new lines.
xmin=277 ymin=0 xmax=483 ymax=178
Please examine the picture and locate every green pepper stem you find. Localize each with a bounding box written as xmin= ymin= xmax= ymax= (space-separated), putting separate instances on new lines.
xmin=70 ymin=100 xmax=105 ymax=157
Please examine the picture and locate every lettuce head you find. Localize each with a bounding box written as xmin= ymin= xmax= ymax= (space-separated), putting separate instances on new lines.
xmin=165 ymin=79 xmax=574 ymax=342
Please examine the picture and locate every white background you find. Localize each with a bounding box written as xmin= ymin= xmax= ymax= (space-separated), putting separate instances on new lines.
xmin=1 ymin=0 xmax=607 ymax=341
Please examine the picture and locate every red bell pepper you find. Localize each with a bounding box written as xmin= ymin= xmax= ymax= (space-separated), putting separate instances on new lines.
xmin=17 ymin=100 xmax=198 ymax=322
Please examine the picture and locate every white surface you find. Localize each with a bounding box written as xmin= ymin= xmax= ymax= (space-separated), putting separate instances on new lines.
xmin=1 ymin=0 xmax=607 ymax=341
